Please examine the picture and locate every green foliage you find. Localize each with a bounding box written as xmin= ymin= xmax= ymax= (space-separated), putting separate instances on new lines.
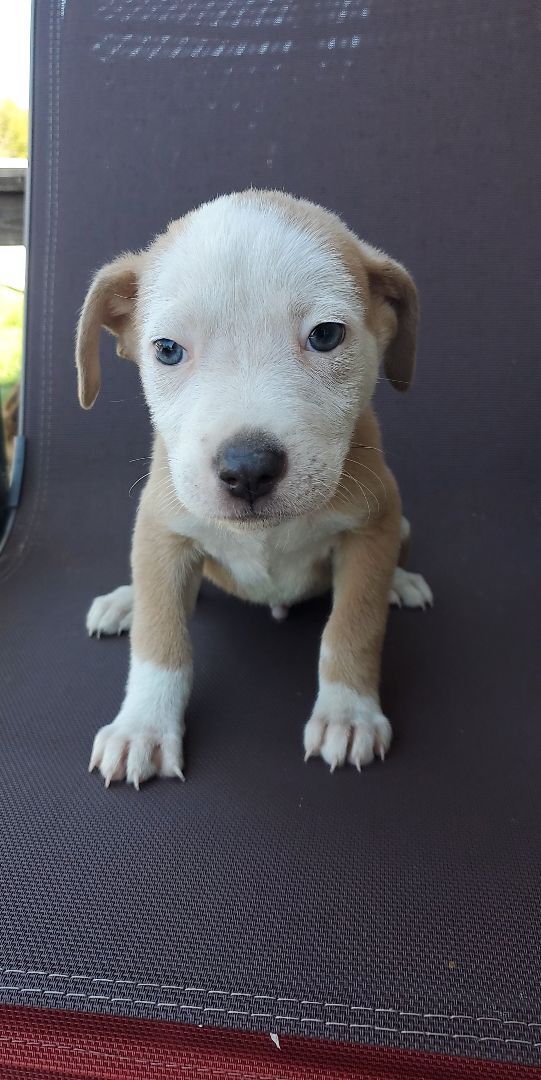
xmin=0 ymin=286 xmax=23 ymax=392
xmin=0 ymin=99 xmax=28 ymax=158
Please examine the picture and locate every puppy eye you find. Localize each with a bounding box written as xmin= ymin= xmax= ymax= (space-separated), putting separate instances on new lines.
xmin=153 ymin=338 xmax=185 ymax=365
xmin=306 ymin=322 xmax=346 ymax=352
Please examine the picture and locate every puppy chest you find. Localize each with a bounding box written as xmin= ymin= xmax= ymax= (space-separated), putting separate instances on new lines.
xmin=172 ymin=509 xmax=359 ymax=604
xmin=205 ymin=527 xmax=334 ymax=603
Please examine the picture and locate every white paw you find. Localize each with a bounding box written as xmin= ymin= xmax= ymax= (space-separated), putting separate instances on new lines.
xmin=88 ymin=659 xmax=190 ymax=788
xmin=86 ymin=585 xmax=133 ymax=637
xmin=303 ymin=683 xmax=392 ymax=772
xmin=389 ymin=567 xmax=433 ymax=609
xmin=89 ymin=713 xmax=184 ymax=789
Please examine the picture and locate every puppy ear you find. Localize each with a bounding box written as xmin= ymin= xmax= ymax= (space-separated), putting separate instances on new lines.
xmin=362 ymin=245 xmax=418 ymax=392
xmin=75 ymin=251 xmax=143 ymax=409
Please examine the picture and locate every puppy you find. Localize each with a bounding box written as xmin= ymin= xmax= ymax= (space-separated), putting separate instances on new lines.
xmin=76 ymin=190 xmax=432 ymax=788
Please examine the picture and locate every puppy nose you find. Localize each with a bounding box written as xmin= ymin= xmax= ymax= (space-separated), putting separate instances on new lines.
xmin=216 ymin=434 xmax=287 ymax=502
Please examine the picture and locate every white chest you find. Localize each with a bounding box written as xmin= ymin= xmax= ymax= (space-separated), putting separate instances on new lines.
xmin=168 ymin=509 xmax=361 ymax=605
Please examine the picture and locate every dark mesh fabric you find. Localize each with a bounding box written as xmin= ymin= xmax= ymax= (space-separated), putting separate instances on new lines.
xmin=0 ymin=0 xmax=539 ymax=1070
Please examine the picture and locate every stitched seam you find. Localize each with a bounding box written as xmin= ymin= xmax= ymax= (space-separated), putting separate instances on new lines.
xmin=0 ymin=971 xmax=539 ymax=1047
xmin=0 ymin=990 xmax=539 ymax=1051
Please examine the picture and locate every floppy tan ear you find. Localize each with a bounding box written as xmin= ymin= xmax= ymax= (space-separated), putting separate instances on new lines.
xmin=75 ymin=251 xmax=143 ymax=409
xmin=361 ymin=245 xmax=418 ymax=392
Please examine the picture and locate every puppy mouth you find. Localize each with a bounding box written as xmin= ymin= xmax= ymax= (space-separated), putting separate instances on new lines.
xmin=215 ymin=488 xmax=331 ymax=529
xmin=217 ymin=503 xmax=283 ymax=529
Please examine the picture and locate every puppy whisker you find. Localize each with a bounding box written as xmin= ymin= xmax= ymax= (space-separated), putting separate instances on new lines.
xmin=341 ymin=470 xmax=379 ymax=517
xmin=350 ymin=443 xmax=384 ymax=454
xmin=128 ymin=464 xmax=173 ymax=499
xmin=344 ymin=457 xmax=388 ymax=501
xmin=128 ymin=472 xmax=152 ymax=498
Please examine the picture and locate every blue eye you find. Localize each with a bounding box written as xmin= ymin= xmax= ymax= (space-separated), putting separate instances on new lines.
xmin=153 ymin=338 xmax=185 ymax=365
xmin=307 ymin=322 xmax=346 ymax=352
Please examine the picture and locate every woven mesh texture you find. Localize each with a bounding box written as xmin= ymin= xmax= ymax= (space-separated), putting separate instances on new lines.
xmin=1 ymin=1008 xmax=541 ymax=1079
xmin=0 ymin=0 xmax=540 ymax=1070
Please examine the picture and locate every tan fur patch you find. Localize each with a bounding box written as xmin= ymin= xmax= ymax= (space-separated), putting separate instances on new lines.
xmin=131 ymin=488 xmax=202 ymax=669
xmin=75 ymin=251 xmax=146 ymax=408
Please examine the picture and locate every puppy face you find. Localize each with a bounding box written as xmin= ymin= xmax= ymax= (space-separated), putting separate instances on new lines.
xmin=139 ymin=196 xmax=375 ymax=523
xmin=76 ymin=191 xmax=417 ymax=525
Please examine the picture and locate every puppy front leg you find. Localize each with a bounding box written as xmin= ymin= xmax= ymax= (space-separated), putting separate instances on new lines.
xmin=304 ymin=486 xmax=401 ymax=772
xmin=89 ymin=507 xmax=202 ymax=788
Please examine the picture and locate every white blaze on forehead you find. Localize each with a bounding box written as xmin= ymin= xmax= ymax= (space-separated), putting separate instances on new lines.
xmin=143 ymin=194 xmax=360 ymax=332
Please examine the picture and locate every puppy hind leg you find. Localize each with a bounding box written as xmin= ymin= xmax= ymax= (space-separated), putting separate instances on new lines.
xmin=86 ymin=584 xmax=134 ymax=637
xmin=389 ymin=518 xmax=434 ymax=609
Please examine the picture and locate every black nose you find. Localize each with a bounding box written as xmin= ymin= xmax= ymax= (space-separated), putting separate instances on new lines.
xmin=216 ymin=434 xmax=287 ymax=502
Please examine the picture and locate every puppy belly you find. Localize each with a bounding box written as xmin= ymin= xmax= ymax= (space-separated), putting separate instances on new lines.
xmin=203 ymin=554 xmax=331 ymax=607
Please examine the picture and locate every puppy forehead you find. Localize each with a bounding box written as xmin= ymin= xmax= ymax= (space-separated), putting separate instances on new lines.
xmin=148 ymin=196 xmax=358 ymax=322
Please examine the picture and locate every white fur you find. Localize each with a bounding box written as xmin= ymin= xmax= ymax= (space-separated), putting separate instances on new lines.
xmin=270 ymin=604 xmax=289 ymax=621
xmin=303 ymin=682 xmax=392 ymax=772
xmin=88 ymin=658 xmax=190 ymax=788
xmin=389 ymin=567 xmax=433 ymax=609
xmin=138 ymin=195 xmax=380 ymax=525
xmin=86 ymin=585 xmax=133 ymax=636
